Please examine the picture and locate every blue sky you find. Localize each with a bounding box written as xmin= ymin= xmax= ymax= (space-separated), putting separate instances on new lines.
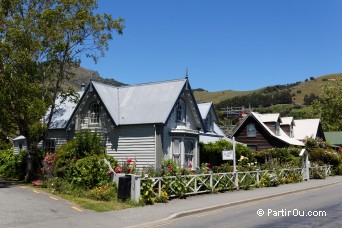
xmin=80 ymin=0 xmax=342 ymax=91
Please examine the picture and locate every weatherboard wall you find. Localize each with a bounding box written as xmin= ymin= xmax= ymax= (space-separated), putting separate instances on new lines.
xmin=105 ymin=124 xmax=156 ymax=169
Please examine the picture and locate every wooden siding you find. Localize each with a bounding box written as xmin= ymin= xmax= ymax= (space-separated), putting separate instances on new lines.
xmin=106 ymin=125 xmax=156 ymax=169
xmin=47 ymin=130 xmax=68 ymax=150
xmin=234 ymin=118 xmax=288 ymax=151
xmin=281 ymin=125 xmax=291 ymax=137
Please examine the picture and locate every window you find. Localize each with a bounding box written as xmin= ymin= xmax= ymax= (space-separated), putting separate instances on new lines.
xmin=205 ymin=114 xmax=212 ymax=131
xmin=248 ymin=145 xmax=257 ymax=151
xmin=90 ymin=102 xmax=100 ymax=124
xmin=172 ymin=138 xmax=181 ymax=165
xmin=184 ymin=139 xmax=194 ymax=167
xmin=176 ymin=99 xmax=186 ymax=123
xmin=44 ymin=139 xmax=55 ymax=152
xmin=247 ymin=123 xmax=256 ymax=137
xmin=290 ymin=125 xmax=294 ymax=138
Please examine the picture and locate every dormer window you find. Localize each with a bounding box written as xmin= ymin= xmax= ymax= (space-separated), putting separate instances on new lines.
xmin=176 ymin=99 xmax=186 ymax=123
xmin=205 ymin=114 xmax=212 ymax=131
xmin=90 ymin=102 xmax=100 ymax=124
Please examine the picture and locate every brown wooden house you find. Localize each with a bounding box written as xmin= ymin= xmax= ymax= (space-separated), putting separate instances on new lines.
xmin=231 ymin=112 xmax=304 ymax=151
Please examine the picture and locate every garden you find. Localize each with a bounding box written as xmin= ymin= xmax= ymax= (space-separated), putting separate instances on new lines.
xmin=0 ymin=132 xmax=341 ymax=210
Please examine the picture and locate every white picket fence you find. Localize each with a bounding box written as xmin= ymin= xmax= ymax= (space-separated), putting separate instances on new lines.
xmin=136 ymin=165 xmax=332 ymax=200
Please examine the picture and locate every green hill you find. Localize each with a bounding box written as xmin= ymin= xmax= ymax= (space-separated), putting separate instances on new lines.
xmin=193 ymin=73 xmax=342 ymax=105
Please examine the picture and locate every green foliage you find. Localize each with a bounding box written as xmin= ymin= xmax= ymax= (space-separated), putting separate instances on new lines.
xmin=305 ymin=138 xmax=341 ymax=166
xmin=140 ymin=179 xmax=155 ymax=205
xmin=200 ymin=140 xmax=254 ymax=167
xmin=0 ymin=0 xmax=124 ymax=180
xmin=334 ymin=163 xmax=342 ymax=175
xmin=260 ymin=172 xmax=279 ymax=187
xmin=310 ymin=166 xmax=326 ymax=179
xmin=312 ymin=83 xmax=342 ymax=131
xmin=0 ymin=149 xmax=27 ymax=179
xmin=85 ymin=184 xmax=117 ymax=201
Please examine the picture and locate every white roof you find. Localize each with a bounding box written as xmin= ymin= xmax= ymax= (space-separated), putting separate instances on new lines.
xmin=293 ymin=119 xmax=321 ymax=141
xmin=92 ymin=79 xmax=193 ymax=125
xmin=259 ymin=113 xmax=281 ymax=123
xmin=13 ymin=135 xmax=26 ymax=141
xmin=281 ymin=117 xmax=294 ymax=125
xmin=197 ymin=102 xmax=212 ymax=120
xmin=47 ymin=91 xmax=84 ymax=129
xmin=249 ymin=112 xmax=304 ymax=146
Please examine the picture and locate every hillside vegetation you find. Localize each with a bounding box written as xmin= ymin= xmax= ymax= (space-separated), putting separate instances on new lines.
xmin=193 ymin=73 xmax=342 ymax=105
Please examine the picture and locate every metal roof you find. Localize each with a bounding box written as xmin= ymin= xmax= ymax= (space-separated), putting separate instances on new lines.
xmin=198 ymin=102 xmax=212 ymax=120
xmin=281 ymin=117 xmax=294 ymax=126
xmin=259 ymin=113 xmax=281 ymax=123
xmin=293 ymin=119 xmax=321 ymax=141
xmin=92 ymin=79 xmax=188 ymax=125
xmin=324 ymin=131 xmax=342 ymax=145
xmin=47 ymin=91 xmax=84 ymax=129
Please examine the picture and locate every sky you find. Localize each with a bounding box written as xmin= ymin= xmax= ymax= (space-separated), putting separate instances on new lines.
xmin=80 ymin=0 xmax=342 ymax=92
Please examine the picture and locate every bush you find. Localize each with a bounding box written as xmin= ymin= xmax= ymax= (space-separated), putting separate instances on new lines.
xmin=260 ymin=172 xmax=279 ymax=187
xmin=0 ymin=149 xmax=27 ymax=179
xmin=85 ymin=184 xmax=117 ymax=201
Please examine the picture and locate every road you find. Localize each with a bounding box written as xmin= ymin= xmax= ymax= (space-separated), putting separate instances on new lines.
xmin=154 ymin=182 xmax=342 ymax=228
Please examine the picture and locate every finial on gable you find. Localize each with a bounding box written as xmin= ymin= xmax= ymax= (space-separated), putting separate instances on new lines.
xmin=185 ymin=67 xmax=188 ymax=79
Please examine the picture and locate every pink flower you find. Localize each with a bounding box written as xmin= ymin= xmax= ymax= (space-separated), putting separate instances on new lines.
xmin=107 ymin=169 xmax=114 ymax=175
xmin=73 ymin=157 xmax=78 ymax=163
xmin=115 ymin=166 xmax=122 ymax=173
xmin=189 ymin=161 xmax=193 ymax=168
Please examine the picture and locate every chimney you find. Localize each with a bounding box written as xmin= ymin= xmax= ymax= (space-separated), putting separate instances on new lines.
xmin=81 ymin=83 xmax=85 ymax=91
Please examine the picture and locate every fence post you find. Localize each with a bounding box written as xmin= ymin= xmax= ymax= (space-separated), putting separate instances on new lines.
xmin=324 ymin=165 xmax=328 ymax=177
xmin=235 ymin=171 xmax=239 ymax=190
xmin=256 ymin=169 xmax=260 ymax=184
xmin=132 ymin=176 xmax=141 ymax=203
xmin=158 ymin=178 xmax=162 ymax=197
xmin=210 ymin=172 xmax=213 ymax=193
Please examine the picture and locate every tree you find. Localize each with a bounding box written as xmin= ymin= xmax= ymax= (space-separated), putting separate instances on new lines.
xmin=312 ymin=83 xmax=342 ymax=131
xmin=0 ymin=0 xmax=124 ymax=179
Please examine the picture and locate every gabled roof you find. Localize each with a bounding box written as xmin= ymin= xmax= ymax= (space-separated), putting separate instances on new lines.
xmin=324 ymin=131 xmax=342 ymax=145
xmin=293 ymin=119 xmax=322 ymax=141
xmin=259 ymin=113 xmax=281 ymax=123
xmin=64 ymin=78 xmax=203 ymax=128
xmin=197 ymin=102 xmax=218 ymax=122
xmin=233 ymin=112 xmax=304 ymax=146
xmin=281 ymin=117 xmax=294 ymax=126
xmin=47 ymin=91 xmax=84 ymax=129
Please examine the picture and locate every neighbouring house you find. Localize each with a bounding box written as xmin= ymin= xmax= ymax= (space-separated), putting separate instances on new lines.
xmin=13 ymin=135 xmax=27 ymax=154
xmin=324 ymin=131 xmax=342 ymax=148
xmin=231 ymin=112 xmax=304 ymax=151
xmin=197 ymin=102 xmax=228 ymax=143
xmin=45 ymin=77 xmax=204 ymax=169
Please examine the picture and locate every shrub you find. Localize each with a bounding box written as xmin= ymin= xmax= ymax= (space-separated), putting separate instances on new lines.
xmin=85 ymin=184 xmax=117 ymax=201
xmin=260 ymin=172 xmax=279 ymax=187
xmin=0 ymin=149 xmax=27 ymax=179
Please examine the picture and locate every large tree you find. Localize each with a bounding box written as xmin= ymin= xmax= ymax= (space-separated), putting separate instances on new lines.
xmin=312 ymin=83 xmax=342 ymax=131
xmin=0 ymin=0 xmax=124 ymax=179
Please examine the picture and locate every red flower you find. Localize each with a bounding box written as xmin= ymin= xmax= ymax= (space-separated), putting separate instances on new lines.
xmin=207 ymin=163 xmax=211 ymax=167
xmin=127 ymin=158 xmax=132 ymax=164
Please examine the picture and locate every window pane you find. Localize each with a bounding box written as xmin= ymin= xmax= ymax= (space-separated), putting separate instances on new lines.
xmin=247 ymin=123 xmax=256 ymax=137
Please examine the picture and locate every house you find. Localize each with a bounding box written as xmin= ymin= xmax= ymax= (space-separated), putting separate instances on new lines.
xmin=231 ymin=112 xmax=304 ymax=151
xmin=197 ymin=102 xmax=228 ymax=143
xmin=46 ymin=77 xmax=204 ymax=169
xmin=324 ymin=131 xmax=342 ymax=148
xmin=13 ymin=135 xmax=27 ymax=154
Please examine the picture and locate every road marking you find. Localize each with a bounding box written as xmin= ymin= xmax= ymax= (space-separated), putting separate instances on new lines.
xmin=49 ymin=196 xmax=59 ymax=201
xmin=71 ymin=206 xmax=83 ymax=212
xmin=33 ymin=189 xmax=40 ymax=194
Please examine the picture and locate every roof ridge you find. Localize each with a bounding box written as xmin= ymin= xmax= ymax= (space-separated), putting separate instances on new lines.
xmin=92 ymin=78 xmax=186 ymax=89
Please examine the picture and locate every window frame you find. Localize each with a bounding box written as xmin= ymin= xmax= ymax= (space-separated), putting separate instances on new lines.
xmin=176 ymin=99 xmax=186 ymax=123
xmin=247 ymin=123 xmax=256 ymax=137
xmin=184 ymin=139 xmax=195 ymax=167
xmin=172 ymin=138 xmax=181 ymax=165
xmin=89 ymin=102 xmax=100 ymax=124
xmin=44 ymin=139 xmax=56 ymax=153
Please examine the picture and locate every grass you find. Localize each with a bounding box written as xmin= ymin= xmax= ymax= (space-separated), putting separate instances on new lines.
xmin=29 ymin=184 xmax=141 ymax=212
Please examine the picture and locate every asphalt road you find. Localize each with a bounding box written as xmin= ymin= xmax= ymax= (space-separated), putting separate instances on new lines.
xmin=0 ymin=184 xmax=88 ymax=228
xmin=157 ymin=182 xmax=342 ymax=228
